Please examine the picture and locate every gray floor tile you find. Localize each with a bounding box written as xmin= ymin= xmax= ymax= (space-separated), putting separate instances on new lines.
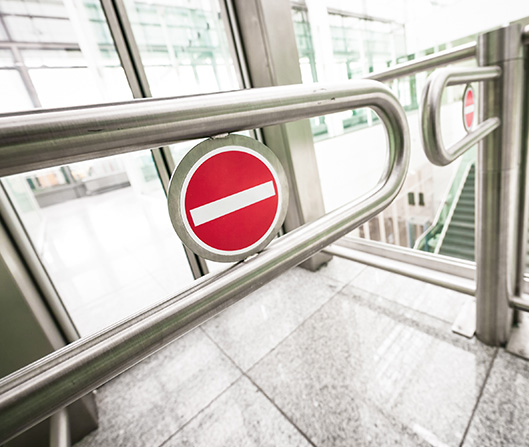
xmin=317 ymin=256 xmax=367 ymax=284
xmin=75 ymin=329 xmax=241 ymax=447
xmin=249 ymin=290 xmax=495 ymax=447
xmin=463 ymin=350 xmax=529 ymax=447
xmin=348 ymin=266 xmax=471 ymax=323
xmin=201 ymin=266 xmax=343 ymax=370
xmin=164 ymin=377 xmax=312 ymax=447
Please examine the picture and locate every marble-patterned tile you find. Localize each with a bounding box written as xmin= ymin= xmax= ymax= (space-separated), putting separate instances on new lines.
xmin=201 ymin=266 xmax=343 ymax=371
xmin=348 ymin=266 xmax=471 ymax=323
xmin=164 ymin=377 xmax=312 ymax=447
xmin=317 ymin=256 xmax=367 ymax=284
xmin=463 ymin=350 xmax=529 ymax=447
xmin=249 ymin=289 xmax=495 ymax=447
xmin=75 ymin=329 xmax=241 ymax=447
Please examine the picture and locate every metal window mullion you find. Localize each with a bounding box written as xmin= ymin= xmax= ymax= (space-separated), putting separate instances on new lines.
xmin=99 ymin=0 xmax=208 ymax=278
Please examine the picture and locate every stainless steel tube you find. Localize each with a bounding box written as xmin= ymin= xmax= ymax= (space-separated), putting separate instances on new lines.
xmin=0 ymin=41 xmax=478 ymax=179
xmin=510 ymin=296 xmax=529 ymax=313
xmin=49 ymin=409 xmax=70 ymax=447
xmin=0 ymin=81 xmax=410 ymax=443
xmin=476 ymin=24 xmax=525 ymax=345
xmin=2 ymin=80 xmax=396 ymax=177
xmin=367 ymin=42 xmax=476 ymax=83
xmin=420 ymin=66 xmax=501 ymax=166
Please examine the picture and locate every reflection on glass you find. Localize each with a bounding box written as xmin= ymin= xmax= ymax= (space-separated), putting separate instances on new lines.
xmin=123 ymin=0 xmax=238 ymax=97
xmin=291 ymin=3 xmax=478 ymax=263
xmin=122 ymin=0 xmax=242 ymax=274
xmin=0 ymin=0 xmax=199 ymax=336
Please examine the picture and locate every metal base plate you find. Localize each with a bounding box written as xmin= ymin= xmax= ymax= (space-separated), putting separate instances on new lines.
xmin=452 ymin=299 xmax=476 ymax=338
xmin=507 ymin=312 xmax=529 ymax=360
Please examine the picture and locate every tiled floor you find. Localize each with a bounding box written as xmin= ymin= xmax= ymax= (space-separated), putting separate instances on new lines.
xmin=73 ymin=258 xmax=529 ymax=447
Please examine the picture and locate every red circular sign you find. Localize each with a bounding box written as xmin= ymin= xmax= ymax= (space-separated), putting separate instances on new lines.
xmin=463 ymin=86 xmax=474 ymax=131
xmin=181 ymin=147 xmax=282 ymax=255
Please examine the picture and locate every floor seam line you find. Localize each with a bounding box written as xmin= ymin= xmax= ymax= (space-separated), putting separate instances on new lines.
xmin=244 ymin=373 xmax=319 ymax=447
xmin=242 ymin=283 xmax=348 ymax=370
xmin=348 ymin=283 xmax=464 ymax=326
xmin=157 ymin=374 xmax=243 ymax=447
xmin=200 ymin=329 xmax=319 ymax=446
xmin=458 ymin=347 xmax=499 ymax=447
xmin=201 ymin=279 xmax=346 ymax=372
xmin=200 ymin=326 xmax=244 ymax=371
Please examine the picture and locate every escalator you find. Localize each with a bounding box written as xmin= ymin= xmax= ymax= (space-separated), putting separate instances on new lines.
xmin=438 ymin=164 xmax=475 ymax=261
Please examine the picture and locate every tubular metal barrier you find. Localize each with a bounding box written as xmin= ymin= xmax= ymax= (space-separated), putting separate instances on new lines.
xmin=420 ymin=66 xmax=501 ymax=166
xmin=367 ymin=42 xmax=477 ymax=83
xmin=0 ymin=80 xmax=410 ymax=443
xmin=49 ymin=409 xmax=70 ymax=447
xmin=2 ymin=81 xmax=399 ymax=177
xmin=418 ymin=23 xmax=529 ymax=346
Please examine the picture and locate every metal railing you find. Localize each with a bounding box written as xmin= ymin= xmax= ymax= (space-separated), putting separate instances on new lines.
xmin=418 ymin=23 xmax=529 ymax=345
xmin=0 ymin=80 xmax=410 ymax=443
xmin=1 ymin=22 xmax=528 ymax=443
xmin=420 ymin=66 xmax=501 ymax=166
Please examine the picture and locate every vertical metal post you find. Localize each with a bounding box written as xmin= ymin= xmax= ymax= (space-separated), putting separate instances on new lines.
xmin=229 ymin=0 xmax=331 ymax=270
xmin=476 ymin=24 xmax=525 ymax=345
xmin=100 ymin=0 xmax=209 ymax=278
xmin=49 ymin=409 xmax=71 ymax=447
xmin=515 ymin=37 xmax=529 ymax=318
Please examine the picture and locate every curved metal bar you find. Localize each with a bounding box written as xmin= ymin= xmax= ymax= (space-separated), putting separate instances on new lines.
xmin=368 ymin=41 xmax=476 ymax=83
xmin=3 ymin=80 xmax=395 ymax=177
xmin=0 ymin=81 xmax=410 ymax=443
xmin=420 ymin=66 xmax=501 ymax=166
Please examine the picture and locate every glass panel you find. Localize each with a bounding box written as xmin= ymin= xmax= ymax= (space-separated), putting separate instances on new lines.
xmin=3 ymin=15 xmax=77 ymax=42
xmin=0 ymin=69 xmax=34 ymax=111
xmin=123 ymin=0 xmax=239 ymax=97
xmin=122 ymin=0 xmax=243 ymax=274
xmin=292 ymin=3 xmax=479 ymax=262
xmin=0 ymin=18 xmax=7 ymax=39
xmin=0 ymin=0 xmax=195 ymax=336
xmin=0 ymin=48 xmax=12 ymax=65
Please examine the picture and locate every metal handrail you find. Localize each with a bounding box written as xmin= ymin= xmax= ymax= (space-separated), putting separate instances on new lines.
xmin=420 ymin=66 xmax=501 ymax=166
xmin=2 ymin=80 xmax=397 ymax=177
xmin=0 ymin=80 xmax=410 ymax=443
xmin=367 ymin=42 xmax=476 ymax=83
xmin=0 ymin=40 xmax=483 ymax=177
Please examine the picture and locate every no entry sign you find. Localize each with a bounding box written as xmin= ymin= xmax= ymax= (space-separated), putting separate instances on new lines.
xmin=463 ymin=85 xmax=475 ymax=131
xmin=168 ymin=135 xmax=289 ymax=262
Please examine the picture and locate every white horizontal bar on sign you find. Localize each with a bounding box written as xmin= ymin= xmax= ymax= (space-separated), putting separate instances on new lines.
xmin=464 ymin=105 xmax=474 ymax=113
xmin=190 ymin=181 xmax=276 ymax=226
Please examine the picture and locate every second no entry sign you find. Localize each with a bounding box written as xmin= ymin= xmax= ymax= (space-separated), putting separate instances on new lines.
xmin=463 ymin=85 xmax=475 ymax=131
xmin=168 ymin=135 xmax=289 ymax=262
